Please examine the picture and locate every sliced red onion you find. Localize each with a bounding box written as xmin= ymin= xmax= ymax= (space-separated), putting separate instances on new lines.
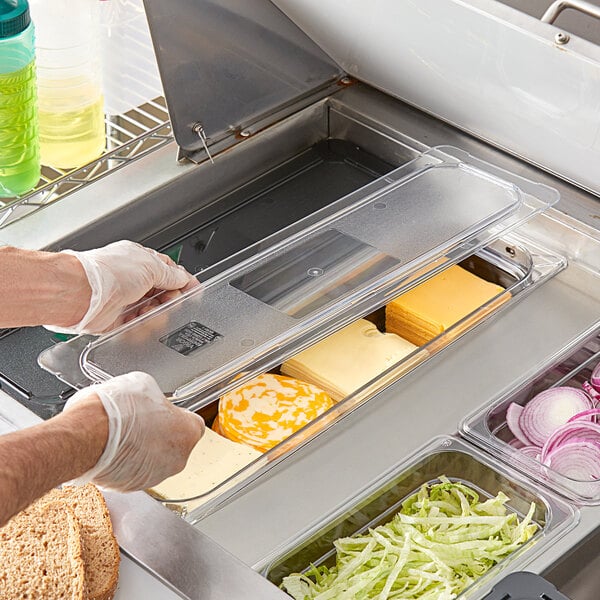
xmin=508 ymin=438 xmax=525 ymax=449
xmin=541 ymin=421 xmax=600 ymax=462
xmin=591 ymin=362 xmax=600 ymax=393
xmin=582 ymin=381 xmax=600 ymax=403
xmin=519 ymin=445 xmax=541 ymax=461
xmin=568 ymin=408 xmax=600 ymax=423
xmin=506 ymin=403 xmax=533 ymax=446
xmin=519 ymin=386 xmax=594 ymax=447
xmin=543 ymin=441 xmax=600 ymax=480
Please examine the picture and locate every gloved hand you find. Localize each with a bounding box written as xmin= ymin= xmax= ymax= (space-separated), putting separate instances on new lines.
xmin=63 ymin=371 xmax=205 ymax=492
xmin=46 ymin=240 xmax=198 ymax=335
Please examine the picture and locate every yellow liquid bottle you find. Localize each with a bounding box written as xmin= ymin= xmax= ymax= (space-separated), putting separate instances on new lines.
xmin=38 ymin=78 xmax=105 ymax=169
xmin=29 ymin=0 xmax=105 ymax=171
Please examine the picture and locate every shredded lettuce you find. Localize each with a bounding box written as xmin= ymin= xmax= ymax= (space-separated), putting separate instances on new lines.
xmin=281 ymin=477 xmax=537 ymax=600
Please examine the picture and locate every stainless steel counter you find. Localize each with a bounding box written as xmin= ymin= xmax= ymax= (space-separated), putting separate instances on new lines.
xmin=1 ymin=84 xmax=599 ymax=598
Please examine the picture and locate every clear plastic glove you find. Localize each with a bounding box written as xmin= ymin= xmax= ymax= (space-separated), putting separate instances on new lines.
xmin=46 ymin=240 xmax=198 ymax=335
xmin=63 ymin=371 xmax=205 ymax=492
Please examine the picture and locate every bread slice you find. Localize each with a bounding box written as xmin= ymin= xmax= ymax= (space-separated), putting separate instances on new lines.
xmin=44 ymin=485 xmax=120 ymax=600
xmin=0 ymin=500 xmax=85 ymax=600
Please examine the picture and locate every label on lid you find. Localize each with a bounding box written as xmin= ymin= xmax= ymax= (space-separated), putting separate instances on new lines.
xmin=160 ymin=322 xmax=222 ymax=356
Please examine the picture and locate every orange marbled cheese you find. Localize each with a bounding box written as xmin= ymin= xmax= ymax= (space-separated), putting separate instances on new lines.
xmin=216 ymin=373 xmax=334 ymax=453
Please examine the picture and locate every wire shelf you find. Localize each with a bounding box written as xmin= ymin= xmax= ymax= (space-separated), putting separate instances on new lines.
xmin=0 ymin=96 xmax=173 ymax=229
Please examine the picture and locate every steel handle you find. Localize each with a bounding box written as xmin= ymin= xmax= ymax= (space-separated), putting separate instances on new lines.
xmin=542 ymin=0 xmax=600 ymax=24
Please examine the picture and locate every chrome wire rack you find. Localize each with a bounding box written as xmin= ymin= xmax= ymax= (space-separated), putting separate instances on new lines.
xmin=0 ymin=96 xmax=173 ymax=229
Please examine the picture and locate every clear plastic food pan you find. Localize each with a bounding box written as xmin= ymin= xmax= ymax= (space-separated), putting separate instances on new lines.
xmin=258 ymin=436 xmax=577 ymax=599
xmin=461 ymin=328 xmax=600 ymax=504
xmin=148 ymin=235 xmax=565 ymax=518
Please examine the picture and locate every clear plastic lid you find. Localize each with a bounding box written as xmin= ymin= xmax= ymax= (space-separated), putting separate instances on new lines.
xmin=39 ymin=146 xmax=558 ymax=406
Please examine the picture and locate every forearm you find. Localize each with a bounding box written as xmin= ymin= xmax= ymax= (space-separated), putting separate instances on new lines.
xmin=0 ymin=246 xmax=90 ymax=328
xmin=0 ymin=397 xmax=108 ymax=526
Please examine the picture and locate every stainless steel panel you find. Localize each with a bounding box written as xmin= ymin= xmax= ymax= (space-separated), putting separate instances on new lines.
xmin=272 ymin=0 xmax=600 ymax=196
xmin=500 ymin=0 xmax=600 ymax=45
xmin=106 ymin=491 xmax=290 ymax=600
xmin=143 ymin=0 xmax=342 ymax=161
xmin=543 ymin=522 xmax=600 ymax=599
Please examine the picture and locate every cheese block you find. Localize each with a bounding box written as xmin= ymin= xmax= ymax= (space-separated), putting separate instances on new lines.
xmin=281 ymin=319 xmax=418 ymax=401
xmin=386 ymin=264 xmax=507 ymax=346
xmin=216 ymin=373 xmax=334 ymax=453
xmin=149 ymin=428 xmax=261 ymax=513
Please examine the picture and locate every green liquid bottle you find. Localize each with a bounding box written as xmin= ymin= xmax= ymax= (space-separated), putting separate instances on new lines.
xmin=0 ymin=0 xmax=40 ymax=198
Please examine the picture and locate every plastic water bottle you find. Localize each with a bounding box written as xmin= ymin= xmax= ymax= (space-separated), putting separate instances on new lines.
xmin=29 ymin=0 xmax=105 ymax=169
xmin=0 ymin=0 xmax=40 ymax=198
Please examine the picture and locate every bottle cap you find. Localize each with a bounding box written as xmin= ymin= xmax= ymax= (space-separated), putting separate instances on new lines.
xmin=0 ymin=0 xmax=30 ymax=39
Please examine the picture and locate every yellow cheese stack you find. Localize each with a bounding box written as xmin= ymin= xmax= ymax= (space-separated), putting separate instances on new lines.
xmin=215 ymin=373 xmax=334 ymax=453
xmin=281 ymin=319 xmax=417 ymax=402
xmin=386 ymin=265 xmax=507 ymax=346
xmin=149 ymin=428 xmax=262 ymax=513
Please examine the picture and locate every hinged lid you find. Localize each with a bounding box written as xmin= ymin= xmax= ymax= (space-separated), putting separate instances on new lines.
xmin=143 ymin=0 xmax=343 ymax=162
xmin=39 ymin=147 xmax=558 ymax=408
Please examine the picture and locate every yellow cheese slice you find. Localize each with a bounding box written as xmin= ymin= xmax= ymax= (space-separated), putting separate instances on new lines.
xmin=217 ymin=373 xmax=334 ymax=453
xmin=386 ymin=264 xmax=506 ymax=346
xmin=281 ymin=319 xmax=417 ymax=401
xmin=148 ymin=428 xmax=261 ymax=513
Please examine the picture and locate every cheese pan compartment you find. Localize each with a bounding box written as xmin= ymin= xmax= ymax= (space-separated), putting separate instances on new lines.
xmin=462 ymin=328 xmax=600 ymax=504
xmin=148 ymin=234 xmax=565 ymax=520
xmin=259 ymin=437 xmax=577 ymax=600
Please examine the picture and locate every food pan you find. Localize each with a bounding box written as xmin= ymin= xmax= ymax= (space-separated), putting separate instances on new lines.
xmin=259 ymin=437 xmax=577 ymax=599
xmin=462 ymin=328 xmax=600 ymax=504
xmin=151 ymin=237 xmax=566 ymax=520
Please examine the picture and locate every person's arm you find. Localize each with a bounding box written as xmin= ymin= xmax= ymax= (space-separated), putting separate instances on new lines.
xmin=0 ymin=396 xmax=107 ymax=525
xmin=0 ymin=240 xmax=198 ymax=333
xmin=0 ymin=246 xmax=91 ymax=328
xmin=0 ymin=372 xmax=204 ymax=528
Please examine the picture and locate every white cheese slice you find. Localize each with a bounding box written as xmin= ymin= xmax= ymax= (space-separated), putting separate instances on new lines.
xmin=281 ymin=319 xmax=417 ymax=401
xmin=149 ymin=428 xmax=261 ymax=513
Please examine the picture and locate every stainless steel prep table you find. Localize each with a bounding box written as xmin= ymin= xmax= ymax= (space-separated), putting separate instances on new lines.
xmin=1 ymin=1 xmax=600 ymax=598
xmin=0 ymin=83 xmax=598 ymax=598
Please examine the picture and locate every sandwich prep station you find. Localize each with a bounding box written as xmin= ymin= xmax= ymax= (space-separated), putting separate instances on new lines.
xmin=1 ymin=0 xmax=600 ymax=598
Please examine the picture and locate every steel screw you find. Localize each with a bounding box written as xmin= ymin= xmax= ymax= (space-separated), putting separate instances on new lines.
xmin=555 ymin=31 xmax=570 ymax=45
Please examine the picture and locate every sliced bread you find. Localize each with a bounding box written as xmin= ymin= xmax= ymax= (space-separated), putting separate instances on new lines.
xmin=0 ymin=500 xmax=85 ymax=600
xmin=44 ymin=485 xmax=120 ymax=600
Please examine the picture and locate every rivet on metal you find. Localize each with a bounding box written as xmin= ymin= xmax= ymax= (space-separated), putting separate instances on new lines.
xmin=555 ymin=31 xmax=570 ymax=45
xmin=239 ymin=130 xmax=252 ymax=138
